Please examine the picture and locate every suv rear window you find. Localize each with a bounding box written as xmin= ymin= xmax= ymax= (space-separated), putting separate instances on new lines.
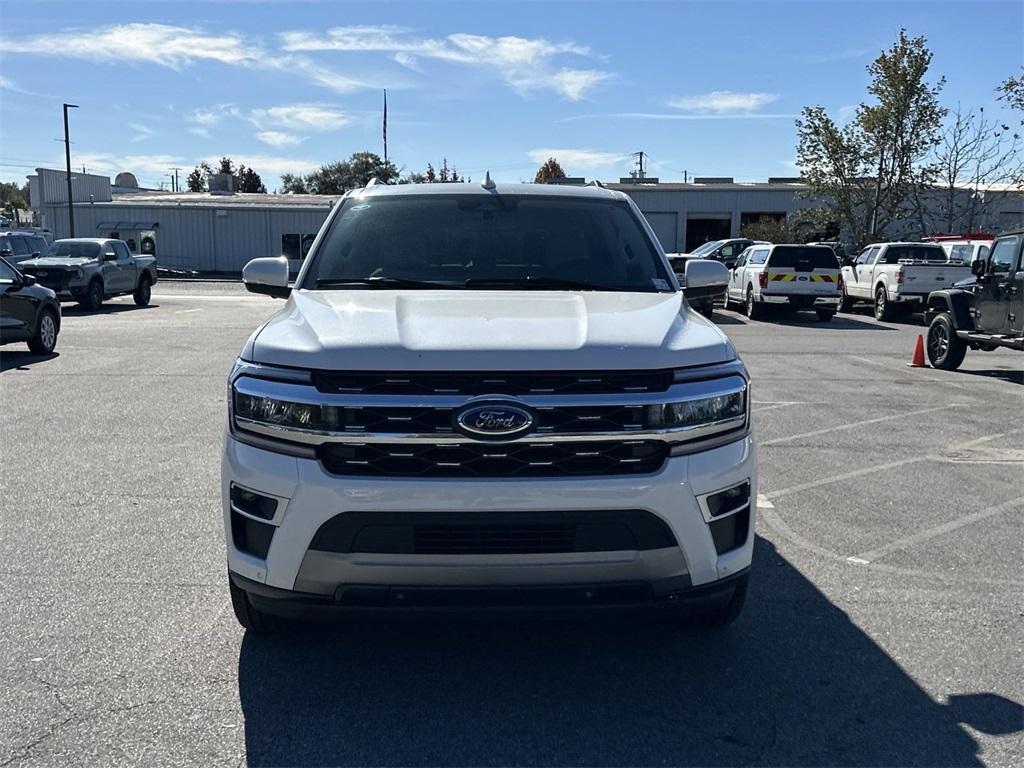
xmin=767 ymin=246 xmax=839 ymax=271
xmin=306 ymin=194 xmax=673 ymax=292
xmin=883 ymin=245 xmax=945 ymax=264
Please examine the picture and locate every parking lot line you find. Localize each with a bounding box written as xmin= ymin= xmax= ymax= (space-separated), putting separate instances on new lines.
xmin=849 ymin=496 xmax=1024 ymax=564
xmin=761 ymin=404 xmax=963 ymax=446
xmin=764 ymin=455 xmax=929 ymax=500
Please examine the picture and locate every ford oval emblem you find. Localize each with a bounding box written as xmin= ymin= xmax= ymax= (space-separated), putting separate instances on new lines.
xmin=454 ymin=402 xmax=535 ymax=440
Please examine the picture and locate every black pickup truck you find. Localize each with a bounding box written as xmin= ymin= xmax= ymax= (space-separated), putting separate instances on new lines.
xmin=925 ymin=229 xmax=1023 ymax=369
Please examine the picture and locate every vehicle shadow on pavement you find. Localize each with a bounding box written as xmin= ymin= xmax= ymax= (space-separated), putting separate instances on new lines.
xmin=236 ymin=537 xmax=1021 ymax=767
xmin=61 ymin=303 xmax=159 ymax=317
xmin=0 ymin=350 xmax=58 ymax=372
xmin=948 ymin=367 xmax=1024 ymax=385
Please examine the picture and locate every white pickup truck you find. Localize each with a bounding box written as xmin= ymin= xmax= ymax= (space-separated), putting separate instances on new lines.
xmin=839 ymin=242 xmax=971 ymax=321
xmin=223 ymin=181 xmax=755 ymax=632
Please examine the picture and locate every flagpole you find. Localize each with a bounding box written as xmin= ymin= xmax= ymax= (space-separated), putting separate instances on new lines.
xmin=383 ymin=89 xmax=388 ymax=165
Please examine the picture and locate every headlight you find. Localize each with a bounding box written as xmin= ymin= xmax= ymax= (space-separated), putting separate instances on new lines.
xmin=234 ymin=391 xmax=336 ymax=431
xmin=72 ymin=268 xmax=84 ymax=280
xmin=648 ymin=390 xmax=746 ymax=430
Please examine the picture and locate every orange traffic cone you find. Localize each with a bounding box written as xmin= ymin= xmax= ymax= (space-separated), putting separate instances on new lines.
xmin=907 ymin=334 xmax=926 ymax=368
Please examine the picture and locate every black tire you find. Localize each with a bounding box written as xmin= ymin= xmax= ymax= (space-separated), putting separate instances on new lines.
xmin=874 ymin=285 xmax=894 ymax=322
xmin=745 ymin=287 xmax=762 ymax=320
xmin=722 ymin=289 xmax=732 ymax=311
xmin=699 ymin=303 xmax=714 ymax=320
xmin=926 ymin=312 xmax=968 ymax=370
xmin=79 ymin=280 xmax=103 ymax=311
xmin=837 ymin=286 xmax=851 ymax=313
xmin=815 ymin=309 xmax=835 ymax=322
xmin=229 ymin=574 xmax=289 ymax=633
xmin=27 ymin=308 xmax=58 ymax=354
xmin=133 ymin=276 xmax=152 ymax=307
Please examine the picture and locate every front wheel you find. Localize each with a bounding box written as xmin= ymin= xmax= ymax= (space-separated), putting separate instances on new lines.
xmin=874 ymin=286 xmax=894 ymax=322
xmin=837 ymin=286 xmax=851 ymax=313
xmin=745 ymin=287 xmax=762 ymax=320
xmin=926 ymin=313 xmax=967 ymax=370
xmin=79 ymin=280 xmax=104 ymax=311
xmin=28 ymin=308 xmax=58 ymax=354
xmin=816 ymin=309 xmax=835 ymax=322
xmin=133 ymin=276 xmax=152 ymax=307
xmin=229 ymin=573 xmax=290 ymax=633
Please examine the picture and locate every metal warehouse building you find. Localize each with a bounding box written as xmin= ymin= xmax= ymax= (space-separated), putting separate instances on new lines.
xmin=28 ymin=167 xmax=1024 ymax=272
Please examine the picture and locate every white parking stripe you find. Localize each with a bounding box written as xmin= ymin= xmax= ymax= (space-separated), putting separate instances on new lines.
xmin=761 ymin=404 xmax=963 ymax=446
xmin=849 ymin=496 xmax=1024 ymax=564
xmin=764 ymin=455 xmax=930 ymax=500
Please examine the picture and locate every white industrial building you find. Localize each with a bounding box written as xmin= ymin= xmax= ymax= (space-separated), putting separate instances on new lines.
xmin=27 ymin=167 xmax=1024 ymax=273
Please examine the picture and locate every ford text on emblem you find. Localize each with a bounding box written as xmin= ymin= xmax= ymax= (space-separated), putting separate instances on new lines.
xmin=454 ymin=402 xmax=535 ymax=440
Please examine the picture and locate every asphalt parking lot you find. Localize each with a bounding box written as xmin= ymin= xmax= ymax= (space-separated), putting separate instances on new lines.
xmin=1 ymin=282 xmax=1022 ymax=767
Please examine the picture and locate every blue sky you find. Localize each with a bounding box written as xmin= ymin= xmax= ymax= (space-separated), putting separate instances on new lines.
xmin=0 ymin=0 xmax=1020 ymax=189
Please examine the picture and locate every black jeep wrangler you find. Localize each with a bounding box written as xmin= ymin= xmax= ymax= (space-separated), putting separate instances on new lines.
xmin=925 ymin=229 xmax=1023 ymax=370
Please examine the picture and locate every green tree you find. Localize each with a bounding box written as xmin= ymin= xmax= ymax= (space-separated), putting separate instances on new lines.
xmin=0 ymin=181 xmax=29 ymax=213
xmin=533 ymin=157 xmax=567 ymax=183
xmin=217 ymin=157 xmax=235 ymax=175
xmin=998 ymin=69 xmax=1024 ymax=112
xmin=235 ymin=165 xmax=267 ymax=193
xmin=187 ymin=161 xmax=211 ymax=192
xmin=796 ymin=29 xmax=946 ymax=245
xmin=281 ymin=152 xmax=399 ymax=195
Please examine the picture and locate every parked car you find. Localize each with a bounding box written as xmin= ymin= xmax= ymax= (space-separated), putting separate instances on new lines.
xmin=924 ymin=230 xmax=1023 ymax=369
xmin=686 ymin=238 xmax=767 ymax=269
xmin=838 ymin=242 xmax=970 ymax=321
xmin=224 ymin=181 xmax=753 ymax=631
xmin=0 ymin=256 xmax=60 ymax=354
xmin=724 ymin=243 xmax=840 ymax=321
xmin=935 ymin=238 xmax=992 ymax=266
xmin=18 ymin=238 xmax=157 ymax=310
xmin=666 ymin=253 xmax=719 ymax=318
xmin=0 ymin=231 xmax=50 ymax=264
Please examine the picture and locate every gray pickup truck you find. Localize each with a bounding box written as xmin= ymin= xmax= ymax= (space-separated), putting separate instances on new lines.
xmin=19 ymin=238 xmax=157 ymax=310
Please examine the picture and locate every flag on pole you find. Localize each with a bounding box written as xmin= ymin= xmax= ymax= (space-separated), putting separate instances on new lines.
xmin=383 ymin=89 xmax=388 ymax=164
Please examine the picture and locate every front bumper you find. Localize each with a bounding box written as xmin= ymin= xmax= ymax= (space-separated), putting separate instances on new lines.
xmin=221 ymin=434 xmax=756 ymax=607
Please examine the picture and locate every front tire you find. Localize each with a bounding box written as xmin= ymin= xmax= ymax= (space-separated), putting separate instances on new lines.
xmin=229 ymin=574 xmax=289 ymax=633
xmin=837 ymin=285 xmax=851 ymax=313
xmin=874 ymin=285 xmax=894 ymax=322
xmin=28 ymin=308 xmax=58 ymax=354
xmin=815 ymin=309 xmax=835 ymax=322
xmin=133 ymin=276 xmax=152 ymax=307
xmin=79 ymin=280 xmax=103 ymax=311
xmin=926 ymin=313 xmax=967 ymax=370
xmin=745 ymin=287 xmax=762 ymax=320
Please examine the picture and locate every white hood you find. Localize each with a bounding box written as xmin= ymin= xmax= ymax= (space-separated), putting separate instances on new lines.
xmin=249 ymin=289 xmax=735 ymax=371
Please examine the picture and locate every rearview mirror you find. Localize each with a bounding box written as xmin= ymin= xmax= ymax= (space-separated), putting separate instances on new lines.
xmin=243 ymin=257 xmax=291 ymax=298
xmin=682 ymin=259 xmax=729 ymax=300
xmin=971 ymin=259 xmax=987 ymax=277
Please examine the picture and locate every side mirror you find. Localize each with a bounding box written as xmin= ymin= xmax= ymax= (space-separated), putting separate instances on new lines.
xmin=103 ymin=251 xmax=118 ymax=261
xmin=21 ymin=273 xmax=37 ymax=286
xmin=971 ymin=259 xmax=987 ymax=277
xmin=243 ymin=257 xmax=291 ymax=298
xmin=31 ymin=251 xmax=40 ymax=258
xmin=0 ymin=248 xmax=12 ymax=258
xmin=682 ymin=259 xmax=729 ymax=300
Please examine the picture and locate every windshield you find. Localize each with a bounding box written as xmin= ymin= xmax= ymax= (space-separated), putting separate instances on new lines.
xmin=44 ymin=241 xmax=101 ymax=259
xmin=690 ymin=240 xmax=722 ymax=256
xmin=302 ymin=194 xmax=673 ymax=292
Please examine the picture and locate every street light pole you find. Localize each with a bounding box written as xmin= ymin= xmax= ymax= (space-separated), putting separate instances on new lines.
xmin=63 ymin=103 xmax=79 ymax=237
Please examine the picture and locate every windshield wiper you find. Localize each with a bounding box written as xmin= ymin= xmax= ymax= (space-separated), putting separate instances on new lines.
xmin=463 ymin=276 xmax=625 ymax=291
xmin=314 ymin=277 xmax=458 ymax=290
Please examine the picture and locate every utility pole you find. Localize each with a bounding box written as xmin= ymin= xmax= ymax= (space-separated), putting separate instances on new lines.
xmin=63 ymin=103 xmax=79 ymax=237
xmin=633 ymin=151 xmax=646 ymax=180
xmin=170 ymin=167 xmax=181 ymax=192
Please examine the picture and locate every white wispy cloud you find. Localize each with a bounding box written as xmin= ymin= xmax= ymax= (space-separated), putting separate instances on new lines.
xmin=280 ymin=25 xmax=610 ymax=100
xmin=0 ymin=23 xmax=368 ymax=94
xmin=526 ymin=148 xmax=627 ymax=168
xmin=558 ymin=112 xmax=797 ymax=123
xmin=256 ymin=131 xmax=303 ymax=147
xmin=257 ymin=104 xmax=348 ymax=131
xmin=128 ymin=122 xmax=157 ymax=143
xmin=668 ymin=91 xmax=780 ymax=114
xmin=74 ymin=152 xmax=186 ymax=177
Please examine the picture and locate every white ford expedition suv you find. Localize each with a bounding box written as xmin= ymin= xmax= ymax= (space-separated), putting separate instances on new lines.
xmin=223 ymin=181 xmax=755 ymax=631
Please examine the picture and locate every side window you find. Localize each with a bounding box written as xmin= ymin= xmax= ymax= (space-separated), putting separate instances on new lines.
xmin=750 ymin=248 xmax=769 ymax=265
xmin=9 ymin=235 xmax=31 ymax=257
xmin=977 ymin=245 xmax=990 ymax=262
xmin=989 ymin=236 xmax=1019 ymax=273
xmin=719 ymin=244 xmax=735 ymax=259
xmin=855 ymin=247 xmax=873 ymax=265
xmin=114 ymin=242 xmax=131 ymax=260
xmin=0 ymin=258 xmax=18 ymax=282
xmin=734 ymin=252 xmax=747 ymax=269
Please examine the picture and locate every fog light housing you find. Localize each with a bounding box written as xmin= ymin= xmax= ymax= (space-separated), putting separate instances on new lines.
xmin=230 ymin=484 xmax=278 ymax=521
xmin=705 ymin=480 xmax=750 ymax=519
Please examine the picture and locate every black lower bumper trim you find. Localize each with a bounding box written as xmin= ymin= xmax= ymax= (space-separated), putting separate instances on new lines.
xmin=229 ymin=568 xmax=748 ymax=618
